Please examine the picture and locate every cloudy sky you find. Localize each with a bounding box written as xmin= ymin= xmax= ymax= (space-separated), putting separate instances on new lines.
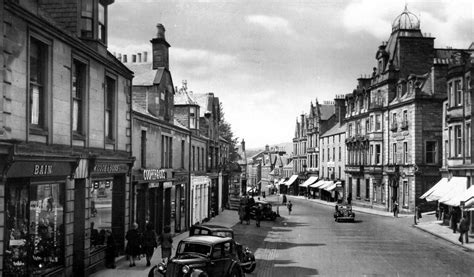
xmin=108 ymin=0 xmax=473 ymax=149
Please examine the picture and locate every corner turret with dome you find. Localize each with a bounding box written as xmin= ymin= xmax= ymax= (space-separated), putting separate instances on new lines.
xmin=391 ymin=5 xmax=420 ymax=32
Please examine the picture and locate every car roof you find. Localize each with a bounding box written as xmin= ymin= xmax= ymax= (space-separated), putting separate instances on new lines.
xmin=191 ymin=224 xmax=233 ymax=231
xmin=181 ymin=235 xmax=232 ymax=244
xmin=255 ymin=200 xmax=270 ymax=204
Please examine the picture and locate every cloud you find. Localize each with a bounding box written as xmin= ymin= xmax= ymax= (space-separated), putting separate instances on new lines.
xmin=245 ymin=15 xmax=294 ymax=35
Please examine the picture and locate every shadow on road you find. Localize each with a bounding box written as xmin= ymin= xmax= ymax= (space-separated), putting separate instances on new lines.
xmin=252 ymin=258 xmax=319 ymax=276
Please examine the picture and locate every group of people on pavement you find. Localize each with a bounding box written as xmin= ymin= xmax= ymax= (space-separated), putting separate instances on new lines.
xmin=124 ymin=222 xmax=173 ymax=267
xmin=238 ymin=194 xmax=264 ymax=227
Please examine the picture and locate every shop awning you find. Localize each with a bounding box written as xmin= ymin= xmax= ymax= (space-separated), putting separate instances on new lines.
xmin=320 ymin=181 xmax=334 ymax=190
xmin=324 ymin=182 xmax=337 ymax=191
xmin=310 ymin=180 xmax=327 ymax=188
xmin=420 ymin=177 xmax=448 ymax=201
xmin=284 ymin=175 xmax=298 ymax=187
xmin=299 ymin=176 xmax=318 ymax=187
xmin=424 ymin=177 xmax=454 ymax=202
xmin=460 ymin=186 xmax=474 ymax=208
xmin=438 ymin=177 xmax=468 ymax=206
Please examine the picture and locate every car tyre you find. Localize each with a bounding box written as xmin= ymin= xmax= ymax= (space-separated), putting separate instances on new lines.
xmin=148 ymin=265 xmax=158 ymax=277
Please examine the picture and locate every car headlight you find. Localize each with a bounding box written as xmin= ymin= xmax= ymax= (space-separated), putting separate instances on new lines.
xmin=182 ymin=265 xmax=190 ymax=274
xmin=158 ymin=264 xmax=165 ymax=271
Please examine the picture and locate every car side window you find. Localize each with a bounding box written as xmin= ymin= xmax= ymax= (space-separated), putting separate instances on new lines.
xmin=223 ymin=242 xmax=232 ymax=257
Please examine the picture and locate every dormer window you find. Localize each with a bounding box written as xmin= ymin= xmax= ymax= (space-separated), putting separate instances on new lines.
xmin=81 ymin=0 xmax=109 ymax=44
xmin=190 ymin=106 xmax=198 ymax=129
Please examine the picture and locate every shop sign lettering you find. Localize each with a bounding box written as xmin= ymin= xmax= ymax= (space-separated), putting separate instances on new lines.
xmin=33 ymin=164 xmax=53 ymax=176
xmin=94 ymin=163 xmax=126 ymax=173
xmin=143 ymin=169 xmax=167 ymax=180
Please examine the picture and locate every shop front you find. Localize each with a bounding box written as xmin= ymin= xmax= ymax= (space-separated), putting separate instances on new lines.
xmin=132 ymin=169 xmax=174 ymax=235
xmin=190 ymin=176 xmax=210 ymax=225
xmin=173 ymin=172 xmax=189 ymax=233
xmin=3 ymin=157 xmax=78 ymax=276
xmin=85 ymin=159 xmax=131 ymax=274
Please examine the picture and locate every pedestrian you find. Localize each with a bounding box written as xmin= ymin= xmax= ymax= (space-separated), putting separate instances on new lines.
xmin=450 ymin=208 xmax=458 ymax=233
xmin=143 ymin=222 xmax=158 ymax=266
xmin=393 ymin=201 xmax=399 ymax=218
xmin=414 ymin=206 xmax=419 ymax=225
xmin=125 ymin=222 xmax=141 ymax=267
xmin=262 ymin=191 xmax=266 ymax=199
xmin=159 ymin=225 xmax=173 ymax=263
xmin=238 ymin=204 xmax=246 ymax=224
xmin=287 ymin=201 xmax=293 ymax=215
xmin=255 ymin=204 xmax=262 ymax=227
xmin=244 ymin=204 xmax=251 ymax=225
xmin=282 ymin=194 xmax=287 ymax=205
xmin=105 ymin=230 xmax=117 ymax=269
xmin=347 ymin=193 xmax=352 ymax=205
xmin=458 ymin=214 xmax=470 ymax=244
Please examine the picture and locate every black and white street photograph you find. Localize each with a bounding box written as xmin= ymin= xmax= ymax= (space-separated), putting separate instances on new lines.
xmin=0 ymin=0 xmax=473 ymax=276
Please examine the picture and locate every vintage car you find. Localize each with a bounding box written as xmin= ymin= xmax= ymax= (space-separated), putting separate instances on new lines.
xmin=148 ymin=236 xmax=244 ymax=277
xmin=189 ymin=224 xmax=256 ymax=273
xmin=249 ymin=200 xmax=278 ymax=221
xmin=334 ymin=204 xmax=355 ymax=222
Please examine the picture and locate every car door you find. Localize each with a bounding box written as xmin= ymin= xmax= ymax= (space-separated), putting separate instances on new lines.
xmin=205 ymin=243 xmax=227 ymax=277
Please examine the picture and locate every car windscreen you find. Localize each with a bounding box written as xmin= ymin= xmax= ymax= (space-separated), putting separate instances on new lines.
xmin=177 ymin=242 xmax=211 ymax=256
xmin=214 ymin=231 xmax=233 ymax=238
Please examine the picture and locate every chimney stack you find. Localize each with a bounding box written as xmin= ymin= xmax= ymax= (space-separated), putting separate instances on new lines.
xmin=151 ymin=23 xmax=171 ymax=70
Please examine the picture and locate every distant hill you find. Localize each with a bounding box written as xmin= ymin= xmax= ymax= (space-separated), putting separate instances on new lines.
xmin=246 ymin=142 xmax=292 ymax=157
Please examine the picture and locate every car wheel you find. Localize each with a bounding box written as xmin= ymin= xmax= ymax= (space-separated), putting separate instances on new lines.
xmin=242 ymin=254 xmax=256 ymax=273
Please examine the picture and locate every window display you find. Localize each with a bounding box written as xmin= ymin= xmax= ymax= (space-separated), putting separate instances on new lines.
xmin=90 ymin=179 xmax=113 ymax=251
xmin=4 ymin=182 xmax=65 ymax=276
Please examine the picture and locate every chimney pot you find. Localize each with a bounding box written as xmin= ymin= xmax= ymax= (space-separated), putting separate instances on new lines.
xmin=156 ymin=23 xmax=166 ymax=39
xmin=132 ymin=54 xmax=137 ymax=63
xmin=143 ymin=52 xmax=148 ymax=62
xmin=123 ymin=54 xmax=128 ymax=63
xmin=138 ymin=53 xmax=142 ymax=63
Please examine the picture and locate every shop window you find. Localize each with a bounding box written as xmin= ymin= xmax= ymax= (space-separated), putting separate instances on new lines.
xmin=105 ymin=75 xmax=116 ymax=140
xmin=5 ymin=183 xmax=65 ymax=275
xmin=29 ymin=36 xmax=50 ymax=130
xmin=90 ymin=179 xmax=113 ymax=251
xmin=72 ymin=60 xmax=87 ymax=135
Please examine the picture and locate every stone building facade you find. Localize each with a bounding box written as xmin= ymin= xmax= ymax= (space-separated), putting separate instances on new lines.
xmin=344 ymin=7 xmax=465 ymax=214
xmin=0 ymin=0 xmax=134 ymax=275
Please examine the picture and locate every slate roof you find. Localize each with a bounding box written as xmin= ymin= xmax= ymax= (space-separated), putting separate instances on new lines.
xmin=319 ymin=104 xmax=335 ymax=120
xmin=126 ymin=63 xmax=165 ymax=86
xmin=320 ymin=123 xmax=346 ymax=138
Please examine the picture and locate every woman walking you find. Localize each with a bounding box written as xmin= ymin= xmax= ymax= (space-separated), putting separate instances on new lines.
xmin=143 ymin=222 xmax=158 ymax=266
xmin=159 ymin=226 xmax=173 ymax=263
xmin=126 ymin=222 xmax=141 ymax=267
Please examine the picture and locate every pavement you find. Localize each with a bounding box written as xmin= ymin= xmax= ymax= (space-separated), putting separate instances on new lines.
xmin=91 ymin=194 xmax=473 ymax=276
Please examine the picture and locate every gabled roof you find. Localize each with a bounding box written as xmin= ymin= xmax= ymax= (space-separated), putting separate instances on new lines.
xmin=175 ymin=90 xmax=199 ymax=105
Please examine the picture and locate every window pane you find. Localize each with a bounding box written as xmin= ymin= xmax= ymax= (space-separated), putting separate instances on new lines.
xmin=30 ymin=85 xmax=41 ymax=125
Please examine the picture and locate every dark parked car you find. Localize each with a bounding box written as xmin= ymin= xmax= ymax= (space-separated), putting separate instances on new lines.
xmin=249 ymin=200 xmax=277 ymax=221
xmin=334 ymin=204 xmax=355 ymax=222
xmin=189 ymin=224 xmax=256 ymax=273
xmin=149 ymin=236 xmax=244 ymax=277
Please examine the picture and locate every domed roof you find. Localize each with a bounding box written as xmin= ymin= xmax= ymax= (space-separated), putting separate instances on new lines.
xmin=392 ymin=6 xmax=420 ymax=32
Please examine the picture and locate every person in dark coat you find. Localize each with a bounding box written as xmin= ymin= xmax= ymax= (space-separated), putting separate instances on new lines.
xmin=451 ymin=208 xmax=458 ymax=233
xmin=347 ymin=193 xmax=352 ymax=205
xmin=105 ymin=230 xmax=117 ymax=268
xmin=126 ymin=222 xmax=140 ymax=267
xmin=255 ymin=205 xmax=262 ymax=227
xmin=282 ymin=194 xmax=287 ymax=205
xmin=287 ymin=201 xmax=293 ymax=215
xmin=458 ymin=214 xmax=470 ymax=244
xmin=143 ymin=222 xmax=158 ymax=266
xmin=238 ymin=204 xmax=246 ymax=224
xmin=159 ymin=225 xmax=173 ymax=262
xmin=244 ymin=204 xmax=251 ymax=225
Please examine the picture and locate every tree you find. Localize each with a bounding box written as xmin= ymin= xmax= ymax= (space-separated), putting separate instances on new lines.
xmin=218 ymin=102 xmax=240 ymax=162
